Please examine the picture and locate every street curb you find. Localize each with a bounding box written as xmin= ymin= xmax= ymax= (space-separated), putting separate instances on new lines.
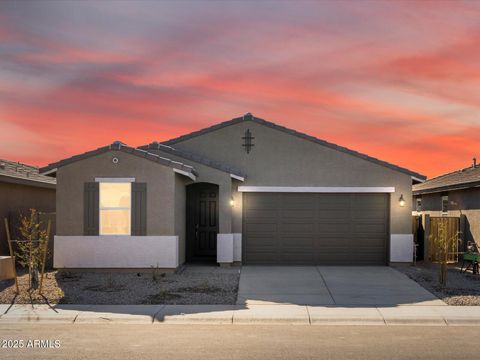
xmin=2 ymin=305 xmax=480 ymax=326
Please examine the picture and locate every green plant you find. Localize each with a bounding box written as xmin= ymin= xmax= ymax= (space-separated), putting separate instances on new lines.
xmin=15 ymin=209 xmax=48 ymax=290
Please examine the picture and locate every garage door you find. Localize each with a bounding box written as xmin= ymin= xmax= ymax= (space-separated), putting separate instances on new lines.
xmin=243 ymin=193 xmax=389 ymax=265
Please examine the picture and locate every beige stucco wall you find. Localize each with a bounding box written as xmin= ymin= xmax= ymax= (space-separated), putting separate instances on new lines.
xmin=56 ymin=150 xmax=176 ymax=236
xmin=174 ymin=173 xmax=189 ymax=265
xmin=0 ymin=181 xmax=55 ymax=256
xmin=147 ymin=149 xmax=234 ymax=234
xmin=414 ymin=189 xmax=480 ymax=247
xmin=170 ymin=119 xmax=414 ymax=235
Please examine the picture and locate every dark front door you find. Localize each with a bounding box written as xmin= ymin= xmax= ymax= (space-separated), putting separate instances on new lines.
xmin=186 ymin=183 xmax=219 ymax=262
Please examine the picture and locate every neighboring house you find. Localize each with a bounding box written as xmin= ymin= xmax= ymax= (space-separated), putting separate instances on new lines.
xmin=413 ymin=159 xmax=480 ymax=254
xmin=0 ymin=159 xmax=56 ymax=257
xmin=39 ymin=114 xmax=425 ymax=269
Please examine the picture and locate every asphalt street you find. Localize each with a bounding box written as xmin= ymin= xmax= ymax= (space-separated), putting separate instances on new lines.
xmin=0 ymin=324 xmax=478 ymax=360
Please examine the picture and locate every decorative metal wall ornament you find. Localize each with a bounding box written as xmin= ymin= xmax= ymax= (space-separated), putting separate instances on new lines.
xmin=242 ymin=129 xmax=255 ymax=154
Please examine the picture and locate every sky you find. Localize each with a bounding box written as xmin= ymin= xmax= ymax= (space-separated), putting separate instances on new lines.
xmin=1 ymin=0 xmax=479 ymax=178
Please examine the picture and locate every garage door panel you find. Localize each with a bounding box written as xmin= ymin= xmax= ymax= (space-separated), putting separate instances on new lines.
xmin=279 ymin=222 xmax=314 ymax=233
xmin=280 ymin=236 xmax=314 ymax=247
xmin=353 ymin=210 xmax=387 ymax=220
xmin=244 ymin=209 xmax=279 ymax=220
xmin=280 ymin=194 xmax=315 ymax=206
xmin=245 ymin=222 xmax=277 ymax=233
xmin=246 ymin=238 xmax=277 ymax=251
xmin=353 ymin=223 xmax=387 ymax=233
xmin=245 ymin=194 xmax=278 ymax=209
xmin=317 ymin=209 xmax=349 ymax=219
xmin=244 ymin=193 xmax=388 ymax=265
xmin=351 ymin=194 xmax=386 ymax=205
xmin=353 ymin=234 xmax=386 ymax=242
xmin=316 ymin=224 xmax=350 ymax=233
xmin=280 ymin=209 xmax=314 ymax=219
xmin=317 ymin=195 xmax=350 ymax=208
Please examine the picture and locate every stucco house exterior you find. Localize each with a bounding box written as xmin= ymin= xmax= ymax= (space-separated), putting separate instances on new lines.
xmin=412 ymin=160 xmax=480 ymax=256
xmin=0 ymin=159 xmax=56 ymax=257
xmin=39 ymin=114 xmax=425 ymax=269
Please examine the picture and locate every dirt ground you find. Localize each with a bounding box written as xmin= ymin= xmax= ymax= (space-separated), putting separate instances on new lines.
xmin=0 ymin=265 xmax=240 ymax=305
xmin=395 ymin=262 xmax=480 ymax=305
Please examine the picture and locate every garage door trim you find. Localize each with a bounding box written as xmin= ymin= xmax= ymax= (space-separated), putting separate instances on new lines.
xmin=238 ymin=186 xmax=395 ymax=193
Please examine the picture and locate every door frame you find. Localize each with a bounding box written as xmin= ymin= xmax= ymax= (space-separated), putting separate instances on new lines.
xmin=186 ymin=182 xmax=219 ymax=263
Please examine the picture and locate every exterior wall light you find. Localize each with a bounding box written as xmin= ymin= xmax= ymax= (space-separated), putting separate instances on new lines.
xmin=399 ymin=194 xmax=405 ymax=207
xmin=230 ymin=196 xmax=235 ymax=207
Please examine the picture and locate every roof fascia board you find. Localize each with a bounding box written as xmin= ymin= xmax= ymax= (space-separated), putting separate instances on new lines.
xmin=411 ymin=176 xmax=425 ymax=183
xmin=41 ymin=167 xmax=57 ymax=176
xmin=174 ymin=168 xmax=196 ymax=181
xmin=230 ymin=174 xmax=245 ymax=182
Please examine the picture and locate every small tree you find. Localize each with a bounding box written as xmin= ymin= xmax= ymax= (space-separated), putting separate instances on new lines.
xmin=15 ymin=209 xmax=48 ymax=290
xmin=433 ymin=221 xmax=459 ymax=287
xmin=436 ymin=222 xmax=448 ymax=287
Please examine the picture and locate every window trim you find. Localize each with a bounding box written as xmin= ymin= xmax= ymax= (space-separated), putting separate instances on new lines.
xmin=99 ymin=181 xmax=132 ymax=236
xmin=95 ymin=177 xmax=135 ymax=183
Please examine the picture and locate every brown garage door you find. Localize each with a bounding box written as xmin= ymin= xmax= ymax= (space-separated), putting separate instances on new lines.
xmin=243 ymin=193 xmax=389 ymax=265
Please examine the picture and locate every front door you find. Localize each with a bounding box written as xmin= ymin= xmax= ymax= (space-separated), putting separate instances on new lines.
xmin=186 ymin=183 xmax=219 ymax=262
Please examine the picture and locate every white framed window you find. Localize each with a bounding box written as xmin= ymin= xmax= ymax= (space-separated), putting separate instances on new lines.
xmin=99 ymin=182 xmax=131 ymax=235
xmin=441 ymin=195 xmax=449 ymax=215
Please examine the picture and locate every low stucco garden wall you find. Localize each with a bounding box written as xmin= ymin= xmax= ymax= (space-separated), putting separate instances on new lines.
xmin=54 ymin=236 xmax=179 ymax=268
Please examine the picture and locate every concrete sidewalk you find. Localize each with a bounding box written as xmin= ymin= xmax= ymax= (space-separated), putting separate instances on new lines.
xmin=2 ymin=304 xmax=480 ymax=326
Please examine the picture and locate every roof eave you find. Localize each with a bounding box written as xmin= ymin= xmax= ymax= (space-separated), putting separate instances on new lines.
xmin=138 ymin=142 xmax=246 ymax=179
xmin=413 ymin=181 xmax=480 ymax=195
xmin=39 ymin=143 xmax=198 ymax=178
xmin=0 ymin=174 xmax=56 ymax=189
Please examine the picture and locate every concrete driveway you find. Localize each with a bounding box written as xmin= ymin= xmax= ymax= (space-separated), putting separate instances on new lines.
xmin=237 ymin=266 xmax=445 ymax=306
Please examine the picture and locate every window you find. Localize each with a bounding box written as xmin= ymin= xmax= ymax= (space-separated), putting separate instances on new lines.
xmin=99 ymin=182 xmax=131 ymax=235
xmin=416 ymin=198 xmax=422 ymax=212
xmin=441 ymin=195 xmax=449 ymax=214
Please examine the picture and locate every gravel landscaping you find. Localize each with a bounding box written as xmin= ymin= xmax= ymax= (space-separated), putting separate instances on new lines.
xmin=395 ymin=263 xmax=480 ymax=306
xmin=0 ymin=265 xmax=240 ymax=305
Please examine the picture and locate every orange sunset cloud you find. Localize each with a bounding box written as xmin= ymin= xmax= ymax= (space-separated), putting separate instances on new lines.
xmin=1 ymin=1 xmax=480 ymax=178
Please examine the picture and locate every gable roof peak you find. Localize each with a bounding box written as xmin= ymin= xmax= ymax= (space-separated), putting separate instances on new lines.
xmin=39 ymin=142 xmax=198 ymax=177
xmin=243 ymin=112 xmax=253 ymax=120
xmin=162 ymin=114 xmax=425 ymax=180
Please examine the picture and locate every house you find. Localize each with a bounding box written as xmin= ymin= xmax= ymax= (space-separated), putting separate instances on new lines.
xmin=412 ymin=159 xmax=480 ymax=259
xmin=0 ymin=159 xmax=56 ymax=257
xmin=39 ymin=114 xmax=425 ymax=269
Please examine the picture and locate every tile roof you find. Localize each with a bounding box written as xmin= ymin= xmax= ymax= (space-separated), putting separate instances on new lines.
xmin=39 ymin=141 xmax=198 ymax=177
xmin=413 ymin=165 xmax=480 ymax=194
xmin=138 ymin=142 xmax=246 ymax=178
xmin=0 ymin=158 xmax=56 ymax=188
xmin=162 ymin=113 xmax=426 ymax=180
